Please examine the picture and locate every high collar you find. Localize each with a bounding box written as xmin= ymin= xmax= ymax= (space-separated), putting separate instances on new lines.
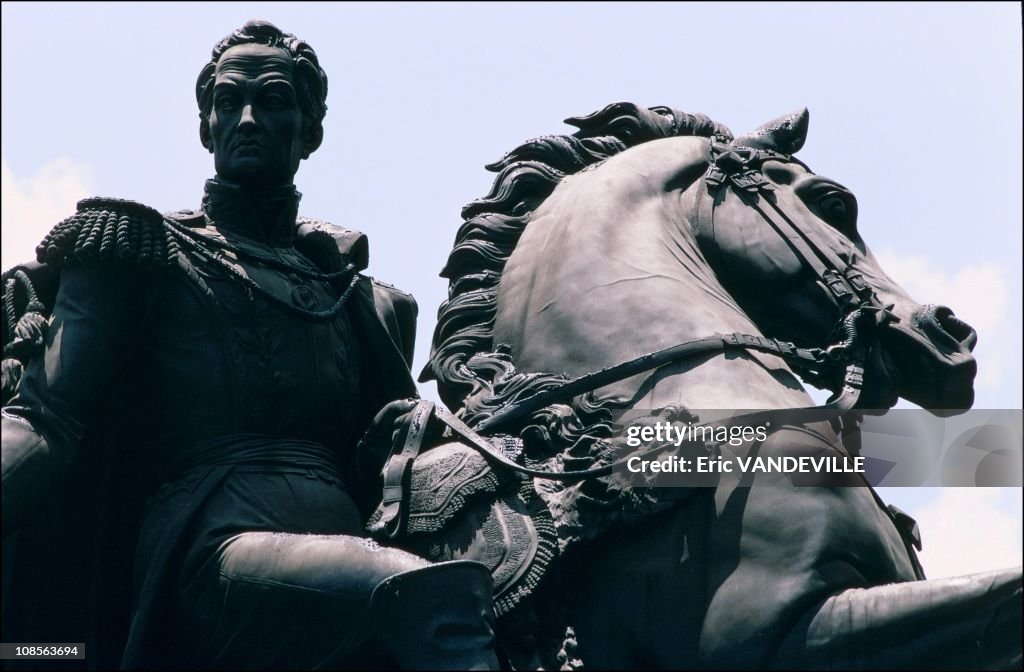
xmin=201 ymin=178 xmax=302 ymax=247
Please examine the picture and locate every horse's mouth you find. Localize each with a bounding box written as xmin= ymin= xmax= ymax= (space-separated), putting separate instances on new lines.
xmin=879 ymin=306 xmax=978 ymax=415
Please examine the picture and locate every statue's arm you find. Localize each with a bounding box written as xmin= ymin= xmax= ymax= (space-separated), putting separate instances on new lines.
xmin=370 ymin=280 xmax=418 ymax=368
xmin=2 ymin=264 xmax=143 ymax=533
xmin=334 ymin=279 xmax=419 ymax=519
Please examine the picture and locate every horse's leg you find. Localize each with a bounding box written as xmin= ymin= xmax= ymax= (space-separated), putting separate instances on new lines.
xmin=544 ymin=425 xmax=1021 ymax=670
xmin=552 ymin=494 xmax=715 ymax=669
xmin=694 ymin=427 xmax=921 ymax=668
xmin=774 ymin=566 xmax=1023 ymax=670
xmin=703 ymin=425 xmax=1021 ymax=670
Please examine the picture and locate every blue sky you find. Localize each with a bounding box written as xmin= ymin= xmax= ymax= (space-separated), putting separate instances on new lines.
xmin=2 ymin=2 xmax=1020 ymax=577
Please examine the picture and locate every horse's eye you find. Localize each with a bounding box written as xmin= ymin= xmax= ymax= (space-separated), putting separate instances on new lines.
xmin=814 ymin=192 xmax=856 ymax=231
xmin=818 ymin=195 xmax=847 ymax=221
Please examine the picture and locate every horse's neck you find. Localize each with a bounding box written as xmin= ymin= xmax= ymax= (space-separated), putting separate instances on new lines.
xmin=494 ymin=176 xmax=813 ymax=412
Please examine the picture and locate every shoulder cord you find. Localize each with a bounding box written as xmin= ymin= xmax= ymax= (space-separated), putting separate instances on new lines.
xmin=164 ymin=218 xmax=355 ymax=281
xmin=163 ymin=221 xmax=361 ymax=321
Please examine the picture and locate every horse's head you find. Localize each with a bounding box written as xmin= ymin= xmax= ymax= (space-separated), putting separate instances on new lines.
xmin=691 ymin=109 xmax=977 ymax=412
xmin=426 ymin=102 xmax=979 ymax=419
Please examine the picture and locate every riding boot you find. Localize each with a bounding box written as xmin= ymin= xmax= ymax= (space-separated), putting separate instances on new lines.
xmin=370 ymin=560 xmax=500 ymax=670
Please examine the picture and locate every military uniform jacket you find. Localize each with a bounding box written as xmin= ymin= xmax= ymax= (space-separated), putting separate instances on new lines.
xmin=1 ymin=183 xmax=419 ymax=668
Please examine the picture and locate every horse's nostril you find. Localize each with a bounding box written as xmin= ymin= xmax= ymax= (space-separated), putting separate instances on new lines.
xmin=932 ymin=305 xmax=978 ymax=351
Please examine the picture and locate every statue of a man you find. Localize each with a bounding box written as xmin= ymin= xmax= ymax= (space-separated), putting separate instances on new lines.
xmin=1 ymin=20 xmax=498 ymax=670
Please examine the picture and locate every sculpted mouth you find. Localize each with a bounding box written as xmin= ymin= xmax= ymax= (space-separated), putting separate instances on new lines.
xmin=916 ymin=305 xmax=977 ymax=352
xmin=880 ymin=321 xmax=977 ymax=413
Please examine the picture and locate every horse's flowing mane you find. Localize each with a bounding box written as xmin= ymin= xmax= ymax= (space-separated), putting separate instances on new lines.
xmin=422 ymin=102 xmax=731 ymax=427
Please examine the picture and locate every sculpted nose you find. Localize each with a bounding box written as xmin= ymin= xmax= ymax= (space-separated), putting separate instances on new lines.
xmin=239 ymin=103 xmax=256 ymax=127
xmin=913 ymin=305 xmax=978 ymax=352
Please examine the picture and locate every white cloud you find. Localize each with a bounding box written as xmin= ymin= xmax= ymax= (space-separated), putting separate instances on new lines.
xmin=875 ymin=249 xmax=1012 ymax=391
xmin=912 ymin=488 xmax=1023 ymax=578
xmin=2 ymin=156 xmax=94 ymax=271
xmin=875 ymin=250 xmax=1006 ymax=334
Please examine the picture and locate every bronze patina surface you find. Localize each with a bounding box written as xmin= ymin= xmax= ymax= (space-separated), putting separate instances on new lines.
xmin=1 ymin=20 xmax=499 ymax=671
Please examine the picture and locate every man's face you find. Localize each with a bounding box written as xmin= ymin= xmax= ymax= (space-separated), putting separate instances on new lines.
xmin=208 ymin=43 xmax=305 ymax=186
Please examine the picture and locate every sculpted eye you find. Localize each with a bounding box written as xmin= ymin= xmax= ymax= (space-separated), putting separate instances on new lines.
xmin=813 ymin=190 xmax=858 ymax=231
xmin=818 ymin=194 xmax=847 ymax=221
xmin=262 ymin=90 xmax=295 ymax=109
xmin=214 ymin=93 xmax=238 ymax=111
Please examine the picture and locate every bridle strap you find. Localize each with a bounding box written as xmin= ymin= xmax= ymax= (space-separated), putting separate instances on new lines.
xmin=691 ymin=143 xmax=904 ymax=406
xmin=735 ymin=187 xmax=880 ymax=312
xmin=697 ymin=138 xmax=884 ymax=314
xmin=695 ymin=171 xmax=878 ymax=409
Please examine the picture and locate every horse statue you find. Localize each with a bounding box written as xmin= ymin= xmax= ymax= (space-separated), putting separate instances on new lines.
xmin=377 ymin=102 xmax=1022 ymax=669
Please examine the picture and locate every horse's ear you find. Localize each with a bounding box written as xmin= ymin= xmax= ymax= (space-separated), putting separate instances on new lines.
xmin=733 ymin=108 xmax=809 ymax=155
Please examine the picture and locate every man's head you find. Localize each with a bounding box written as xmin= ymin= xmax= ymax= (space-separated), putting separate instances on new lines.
xmin=196 ymin=21 xmax=328 ymax=185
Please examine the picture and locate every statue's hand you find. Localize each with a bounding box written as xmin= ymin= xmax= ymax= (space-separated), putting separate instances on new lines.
xmin=357 ymin=398 xmax=420 ymax=475
xmin=376 ymin=398 xmax=420 ymax=444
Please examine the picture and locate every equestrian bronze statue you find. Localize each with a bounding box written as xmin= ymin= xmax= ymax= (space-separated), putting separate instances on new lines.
xmin=375 ymin=103 xmax=1022 ymax=669
xmin=1 ymin=20 xmax=500 ymax=670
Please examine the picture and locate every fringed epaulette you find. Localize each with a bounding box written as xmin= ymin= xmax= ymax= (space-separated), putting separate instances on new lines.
xmin=35 ymin=197 xmax=180 ymax=271
xmin=2 ymin=268 xmax=48 ymax=403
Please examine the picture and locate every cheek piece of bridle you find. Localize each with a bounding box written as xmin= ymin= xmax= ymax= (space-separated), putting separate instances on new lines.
xmin=696 ymin=139 xmax=901 ymax=404
xmin=372 ymin=140 xmax=908 ymax=540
